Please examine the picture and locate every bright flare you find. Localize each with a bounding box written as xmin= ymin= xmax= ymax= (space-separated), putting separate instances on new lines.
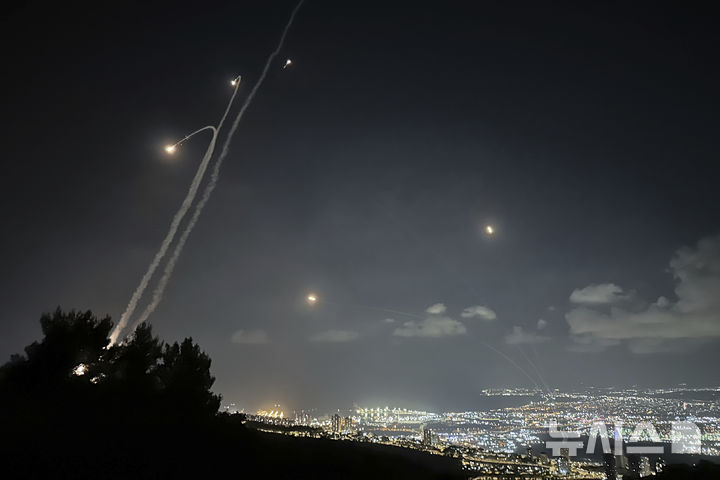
xmin=283 ymin=59 xmax=292 ymax=69
xmin=165 ymin=144 xmax=177 ymax=154
xmin=485 ymin=225 xmax=494 ymax=235
xmin=306 ymin=293 xmax=318 ymax=305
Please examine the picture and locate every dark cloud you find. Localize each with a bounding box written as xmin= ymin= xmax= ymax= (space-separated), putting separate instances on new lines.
xmin=566 ymin=235 xmax=720 ymax=353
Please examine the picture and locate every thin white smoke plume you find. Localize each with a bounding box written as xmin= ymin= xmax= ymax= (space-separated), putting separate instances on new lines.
xmin=125 ymin=0 xmax=306 ymax=334
xmin=109 ymin=128 xmax=218 ymax=346
xmin=108 ymin=82 xmax=242 ymax=345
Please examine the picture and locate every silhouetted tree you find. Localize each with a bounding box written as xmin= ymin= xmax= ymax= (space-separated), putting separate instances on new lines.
xmin=0 ymin=309 xmax=113 ymax=435
xmin=157 ymin=338 xmax=221 ymax=421
xmin=0 ymin=308 xmax=112 ymax=385
xmin=0 ymin=309 xmax=469 ymax=480
xmin=0 ymin=309 xmax=221 ymax=444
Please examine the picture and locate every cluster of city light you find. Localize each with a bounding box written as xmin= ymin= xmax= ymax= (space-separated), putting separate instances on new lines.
xmin=223 ymin=385 xmax=720 ymax=473
xmin=256 ymin=409 xmax=285 ymax=419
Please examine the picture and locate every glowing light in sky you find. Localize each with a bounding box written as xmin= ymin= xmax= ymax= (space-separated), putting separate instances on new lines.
xmin=485 ymin=225 xmax=495 ymax=235
xmin=307 ymin=293 xmax=318 ymax=305
xmin=111 ymin=0 xmax=304 ymax=346
xmin=73 ymin=364 xmax=88 ymax=376
xmin=165 ymin=144 xmax=176 ymax=154
xmin=283 ymin=58 xmax=292 ymax=69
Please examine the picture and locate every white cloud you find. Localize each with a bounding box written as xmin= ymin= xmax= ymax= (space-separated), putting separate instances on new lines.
xmin=654 ymin=296 xmax=670 ymax=308
xmin=569 ymin=283 xmax=627 ymax=305
xmin=425 ymin=303 xmax=447 ymax=315
xmin=565 ymin=234 xmax=720 ymax=353
xmin=625 ymin=338 xmax=701 ymax=354
xmin=394 ymin=302 xmax=497 ymax=338
xmin=231 ymin=329 xmax=269 ymax=344
xmin=536 ymin=319 xmax=548 ymax=330
xmin=393 ymin=316 xmax=466 ymax=338
xmin=309 ymin=330 xmax=360 ymax=343
xmin=383 ymin=318 xmax=396 ymax=324
xmin=505 ymin=326 xmax=549 ymax=345
xmin=460 ymin=305 xmax=497 ymax=321
xmin=567 ymin=335 xmax=620 ymax=353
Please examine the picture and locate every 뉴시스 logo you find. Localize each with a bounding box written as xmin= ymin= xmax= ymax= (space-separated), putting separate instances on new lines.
xmin=545 ymin=420 xmax=701 ymax=456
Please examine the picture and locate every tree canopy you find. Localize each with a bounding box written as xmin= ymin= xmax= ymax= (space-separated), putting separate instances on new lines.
xmin=0 ymin=308 xmax=221 ymax=443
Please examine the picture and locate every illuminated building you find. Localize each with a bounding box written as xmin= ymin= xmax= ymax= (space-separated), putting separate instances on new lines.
xmin=638 ymin=456 xmax=651 ymax=477
xmin=422 ymin=426 xmax=437 ymax=446
xmin=557 ymin=457 xmax=570 ymax=476
xmin=342 ymin=416 xmax=353 ymax=433
xmin=256 ymin=404 xmax=285 ymax=419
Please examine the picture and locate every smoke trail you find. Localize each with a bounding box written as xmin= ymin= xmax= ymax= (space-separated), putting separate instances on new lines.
xmin=517 ymin=345 xmax=552 ymax=394
xmin=109 ymin=85 xmax=242 ymax=346
xmin=109 ymin=127 xmax=217 ymax=345
xmin=479 ymin=341 xmax=540 ymax=390
xmin=325 ymin=301 xmax=541 ymax=389
xmin=349 ymin=302 xmax=541 ymax=389
xmin=127 ymin=0 xmax=305 ymax=331
xmin=530 ymin=343 xmax=554 ymax=395
xmin=373 ymin=193 xmax=546 ymax=392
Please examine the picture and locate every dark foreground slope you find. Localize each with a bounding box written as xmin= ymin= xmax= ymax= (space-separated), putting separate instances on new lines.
xmin=656 ymin=461 xmax=720 ymax=480
xmin=0 ymin=310 xmax=463 ymax=479
xmin=0 ymin=416 xmax=464 ymax=479
xmin=4 ymin=310 xmax=716 ymax=479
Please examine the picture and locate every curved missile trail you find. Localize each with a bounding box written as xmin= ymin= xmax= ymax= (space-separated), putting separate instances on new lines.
xmin=109 ymin=125 xmax=217 ymax=345
xmin=109 ymin=82 xmax=242 ymax=345
xmin=126 ymin=0 xmax=305 ymax=332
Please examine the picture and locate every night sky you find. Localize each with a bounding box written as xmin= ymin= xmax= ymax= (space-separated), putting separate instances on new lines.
xmin=2 ymin=1 xmax=719 ymax=412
